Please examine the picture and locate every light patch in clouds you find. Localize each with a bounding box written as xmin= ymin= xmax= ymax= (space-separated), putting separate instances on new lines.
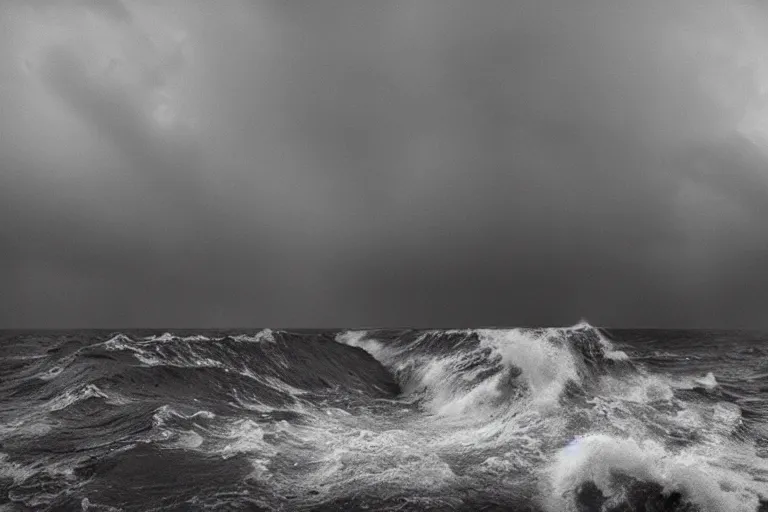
xmin=5 ymin=2 xmax=197 ymax=178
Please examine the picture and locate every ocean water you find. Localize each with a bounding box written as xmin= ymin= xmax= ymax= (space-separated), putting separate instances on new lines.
xmin=2 ymin=324 xmax=768 ymax=511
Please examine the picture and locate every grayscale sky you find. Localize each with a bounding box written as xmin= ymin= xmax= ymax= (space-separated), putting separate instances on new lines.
xmin=2 ymin=0 xmax=768 ymax=328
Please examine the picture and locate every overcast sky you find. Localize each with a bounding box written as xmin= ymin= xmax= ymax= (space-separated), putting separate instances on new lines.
xmin=2 ymin=0 xmax=768 ymax=328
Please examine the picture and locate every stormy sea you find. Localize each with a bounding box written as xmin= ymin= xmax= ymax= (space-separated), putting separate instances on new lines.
xmin=2 ymin=324 xmax=768 ymax=511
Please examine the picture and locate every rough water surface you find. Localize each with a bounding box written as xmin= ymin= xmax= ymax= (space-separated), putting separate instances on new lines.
xmin=2 ymin=325 xmax=768 ymax=511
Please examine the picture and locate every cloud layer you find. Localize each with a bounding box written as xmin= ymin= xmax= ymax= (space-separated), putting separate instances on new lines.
xmin=2 ymin=0 xmax=768 ymax=328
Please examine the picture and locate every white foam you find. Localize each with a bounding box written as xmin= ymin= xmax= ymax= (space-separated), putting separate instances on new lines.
xmin=604 ymin=349 xmax=630 ymax=361
xmin=80 ymin=497 xmax=121 ymax=512
xmin=141 ymin=333 xmax=217 ymax=343
xmin=480 ymin=329 xmax=580 ymax=408
xmin=144 ymin=332 xmax=177 ymax=342
xmin=303 ymin=326 xmax=768 ymax=509
xmin=153 ymin=405 xmax=216 ymax=426
xmin=37 ymin=365 xmax=64 ymax=381
xmin=712 ymin=401 xmax=742 ymax=435
xmin=695 ymin=372 xmax=719 ymax=390
xmin=149 ymin=406 xmax=217 ymax=449
xmin=544 ymin=433 xmax=767 ymax=512
xmin=259 ymin=375 xmax=308 ymax=397
xmin=131 ymin=352 xmax=165 ymax=367
xmin=46 ymin=384 xmax=110 ymax=412
xmin=103 ymin=333 xmax=135 ymax=350
xmin=231 ymin=329 xmax=276 ymax=343
xmin=338 ymin=328 xmax=582 ymax=416
xmin=230 ymin=389 xmax=278 ymax=412
xmin=601 ymin=374 xmax=675 ymax=404
xmin=181 ymin=335 xmax=212 ymax=342
xmin=167 ymin=430 xmax=205 ymax=450
xmin=336 ymin=330 xmax=387 ymax=359
xmin=218 ymin=419 xmax=276 ymax=458
xmin=289 ymin=425 xmax=458 ymax=494
xmin=127 ymin=345 xmax=224 ymax=369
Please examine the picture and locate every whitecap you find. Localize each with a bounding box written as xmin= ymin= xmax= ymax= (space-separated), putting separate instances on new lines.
xmin=231 ymin=329 xmax=276 ymax=343
xmin=543 ymin=433 xmax=766 ymax=512
xmin=144 ymin=332 xmax=177 ymax=342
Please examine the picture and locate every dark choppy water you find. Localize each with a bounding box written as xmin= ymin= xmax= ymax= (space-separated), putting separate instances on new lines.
xmin=2 ymin=324 xmax=768 ymax=511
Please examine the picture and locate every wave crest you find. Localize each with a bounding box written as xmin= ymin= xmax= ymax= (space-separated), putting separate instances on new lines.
xmin=336 ymin=323 xmax=631 ymax=416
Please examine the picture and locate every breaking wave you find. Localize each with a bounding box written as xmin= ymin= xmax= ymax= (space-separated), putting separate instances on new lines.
xmin=1 ymin=324 xmax=767 ymax=510
xmin=338 ymin=323 xmax=633 ymax=414
xmin=338 ymin=324 xmax=768 ymax=512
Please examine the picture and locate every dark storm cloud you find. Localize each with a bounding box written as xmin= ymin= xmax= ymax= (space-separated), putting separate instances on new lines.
xmin=1 ymin=0 xmax=768 ymax=327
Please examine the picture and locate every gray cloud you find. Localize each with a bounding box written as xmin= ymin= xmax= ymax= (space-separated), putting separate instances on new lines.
xmin=2 ymin=0 xmax=768 ymax=328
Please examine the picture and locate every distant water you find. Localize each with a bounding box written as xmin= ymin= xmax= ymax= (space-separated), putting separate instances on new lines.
xmin=2 ymin=324 xmax=768 ymax=511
